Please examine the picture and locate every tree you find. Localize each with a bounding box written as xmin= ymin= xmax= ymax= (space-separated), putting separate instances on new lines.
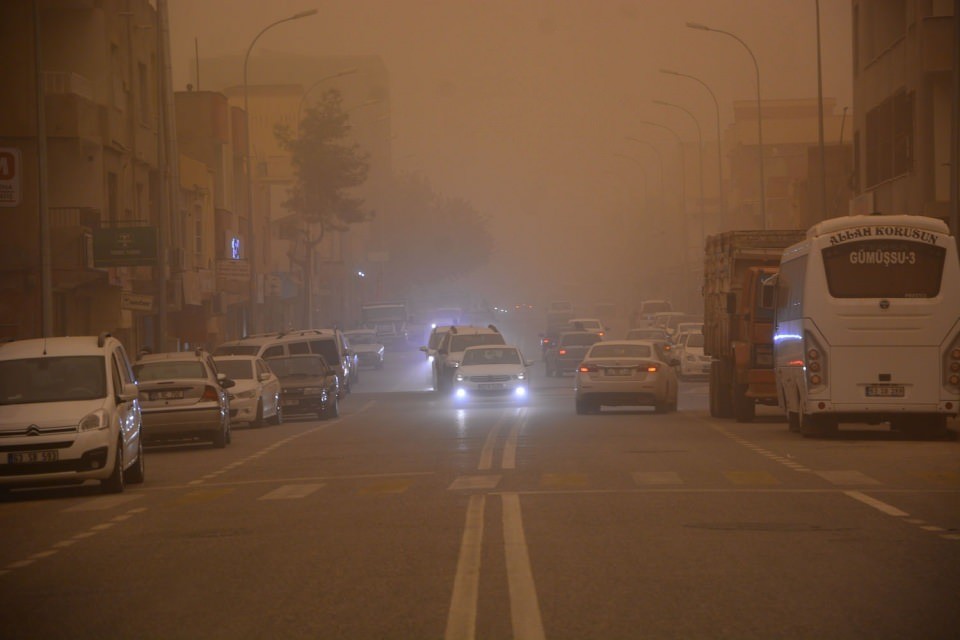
xmin=380 ymin=172 xmax=494 ymax=288
xmin=274 ymin=89 xmax=371 ymax=236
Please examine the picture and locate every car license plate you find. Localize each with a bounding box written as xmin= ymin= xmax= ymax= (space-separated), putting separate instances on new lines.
xmin=605 ymin=368 xmax=632 ymax=376
xmin=152 ymin=390 xmax=183 ymax=400
xmin=8 ymin=450 xmax=58 ymax=464
xmin=865 ymin=384 xmax=905 ymax=398
xmin=479 ymin=383 xmax=504 ymax=390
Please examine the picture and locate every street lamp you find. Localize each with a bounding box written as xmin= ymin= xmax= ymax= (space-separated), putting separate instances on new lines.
xmin=295 ymin=67 xmax=359 ymax=129
xmin=686 ymin=21 xmax=767 ymax=229
xmin=624 ymin=136 xmax=664 ymax=194
xmin=660 ymin=68 xmax=725 ymax=230
xmin=242 ymin=8 xmax=317 ymax=335
xmin=654 ymin=99 xmax=705 ymax=245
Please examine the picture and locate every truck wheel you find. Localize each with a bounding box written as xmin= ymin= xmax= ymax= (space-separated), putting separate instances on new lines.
xmin=711 ymin=361 xmax=734 ymax=418
xmin=733 ymin=384 xmax=755 ymax=422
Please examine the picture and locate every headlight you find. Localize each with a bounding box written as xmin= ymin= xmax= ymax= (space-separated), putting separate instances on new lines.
xmin=455 ymin=373 xmax=465 ymax=382
xmin=515 ymin=373 xmax=526 ymax=380
xmin=236 ymin=389 xmax=258 ymax=399
xmin=79 ymin=409 xmax=109 ymax=432
xmin=451 ymin=361 xmax=461 ymax=368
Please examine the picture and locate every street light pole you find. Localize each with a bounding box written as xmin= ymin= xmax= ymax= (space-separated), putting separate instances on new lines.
xmin=243 ymin=8 xmax=317 ymax=336
xmin=687 ymin=21 xmax=767 ymax=229
xmin=654 ymin=99 xmax=705 ymax=245
xmin=660 ymin=68 xmax=725 ymax=230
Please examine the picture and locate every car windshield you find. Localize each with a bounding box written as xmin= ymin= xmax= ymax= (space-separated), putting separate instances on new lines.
xmin=462 ymin=348 xmax=521 ymax=366
xmin=0 ymin=356 xmax=106 ymax=405
xmin=450 ymin=334 xmax=505 ymax=352
xmin=214 ymin=359 xmax=254 ymax=380
xmin=267 ymin=356 xmax=328 ymax=378
xmin=588 ymin=344 xmax=652 ymax=358
xmin=346 ymin=333 xmax=377 ymax=345
xmin=134 ymin=361 xmax=207 ymax=381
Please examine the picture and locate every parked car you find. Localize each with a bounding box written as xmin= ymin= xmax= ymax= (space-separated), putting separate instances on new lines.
xmin=0 ymin=333 xmax=144 ymax=494
xmin=266 ymin=354 xmax=340 ymax=420
xmin=433 ymin=325 xmax=507 ymax=393
xmin=544 ymin=330 xmax=603 ymax=377
xmin=344 ymin=329 xmax=385 ymax=369
xmin=574 ymin=340 xmax=679 ymax=414
xmin=134 ymin=349 xmax=234 ymax=448
xmin=215 ymin=328 xmax=354 ymax=397
xmin=453 ymin=345 xmax=532 ymax=403
xmin=213 ymin=355 xmax=282 ymax=427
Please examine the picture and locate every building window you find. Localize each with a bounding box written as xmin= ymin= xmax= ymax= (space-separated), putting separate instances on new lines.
xmin=864 ymin=89 xmax=913 ymax=187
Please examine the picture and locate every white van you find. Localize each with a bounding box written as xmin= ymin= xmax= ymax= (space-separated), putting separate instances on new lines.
xmin=0 ymin=333 xmax=145 ymax=493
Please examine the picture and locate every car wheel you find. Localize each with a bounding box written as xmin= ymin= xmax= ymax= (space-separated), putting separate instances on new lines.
xmin=101 ymin=437 xmax=125 ymax=494
xmin=212 ymin=419 xmax=227 ymax=448
xmin=323 ymin=393 xmax=340 ymax=419
xmin=252 ymin=400 xmax=265 ymax=428
xmin=123 ymin=437 xmax=145 ymax=484
xmin=269 ymin=398 xmax=283 ymax=425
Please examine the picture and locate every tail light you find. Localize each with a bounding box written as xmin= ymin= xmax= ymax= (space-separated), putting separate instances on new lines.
xmin=201 ymin=385 xmax=220 ymax=402
xmin=559 ymin=348 xmax=568 ymax=355
xmin=579 ymin=364 xmax=598 ymax=373
xmin=804 ymin=332 xmax=827 ymax=391
xmin=945 ymin=337 xmax=960 ymax=390
xmin=646 ymin=364 xmax=659 ymax=373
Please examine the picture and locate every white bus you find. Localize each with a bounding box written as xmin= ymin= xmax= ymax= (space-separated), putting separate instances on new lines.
xmin=771 ymin=214 xmax=960 ymax=437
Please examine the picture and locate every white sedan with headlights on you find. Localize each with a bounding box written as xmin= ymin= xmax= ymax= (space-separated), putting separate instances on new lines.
xmin=452 ymin=345 xmax=532 ymax=403
xmin=574 ymin=340 xmax=678 ymax=414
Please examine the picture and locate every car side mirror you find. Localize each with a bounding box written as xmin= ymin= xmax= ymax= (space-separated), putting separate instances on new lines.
xmin=119 ymin=381 xmax=139 ymax=402
xmin=221 ymin=378 xmax=236 ymax=389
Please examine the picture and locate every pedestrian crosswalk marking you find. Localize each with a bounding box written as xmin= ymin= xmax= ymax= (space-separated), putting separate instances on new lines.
xmin=815 ymin=470 xmax=880 ymax=486
xmin=449 ymin=475 xmax=502 ymax=491
xmin=259 ymin=484 xmax=324 ymax=500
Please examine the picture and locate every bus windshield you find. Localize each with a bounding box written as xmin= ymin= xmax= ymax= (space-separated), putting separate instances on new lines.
xmin=821 ymin=240 xmax=946 ymax=298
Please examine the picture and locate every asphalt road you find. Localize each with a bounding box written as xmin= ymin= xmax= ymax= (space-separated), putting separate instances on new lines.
xmin=2 ymin=346 xmax=959 ymax=639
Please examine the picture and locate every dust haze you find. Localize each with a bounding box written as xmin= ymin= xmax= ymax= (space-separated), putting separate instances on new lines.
xmin=168 ymin=0 xmax=852 ymax=312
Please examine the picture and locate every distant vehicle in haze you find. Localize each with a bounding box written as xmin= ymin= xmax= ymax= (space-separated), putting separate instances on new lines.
xmin=343 ymin=329 xmax=385 ymax=370
xmin=433 ymin=325 xmax=507 ymax=393
xmin=267 ymin=354 xmax=340 ymax=420
xmin=636 ymin=299 xmax=672 ymax=326
xmin=213 ymin=355 xmax=282 ymax=427
xmin=544 ymin=330 xmax=603 ymax=377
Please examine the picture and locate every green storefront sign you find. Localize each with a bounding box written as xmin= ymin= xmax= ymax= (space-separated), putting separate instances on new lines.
xmin=93 ymin=227 xmax=158 ymax=267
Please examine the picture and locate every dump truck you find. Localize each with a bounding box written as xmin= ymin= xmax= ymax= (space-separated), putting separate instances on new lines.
xmin=703 ymin=230 xmax=805 ymax=421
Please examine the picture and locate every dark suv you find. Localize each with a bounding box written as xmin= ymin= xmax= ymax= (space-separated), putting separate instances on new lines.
xmin=544 ymin=331 xmax=603 ymax=377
